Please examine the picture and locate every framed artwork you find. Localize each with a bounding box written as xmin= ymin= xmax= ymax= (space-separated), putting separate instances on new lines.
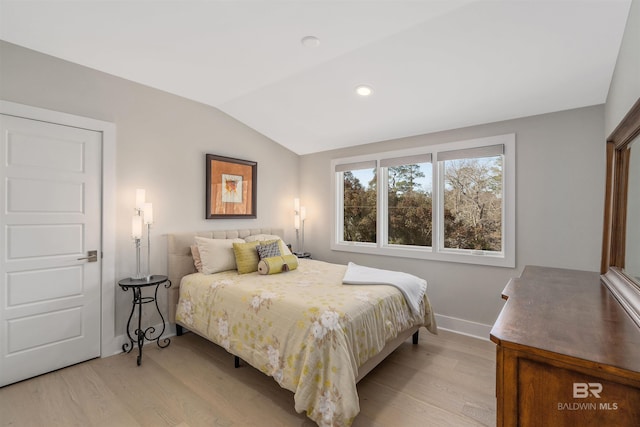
xmin=206 ymin=154 xmax=257 ymax=219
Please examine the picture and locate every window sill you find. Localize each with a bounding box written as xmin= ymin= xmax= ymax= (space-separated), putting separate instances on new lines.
xmin=331 ymin=242 xmax=514 ymax=268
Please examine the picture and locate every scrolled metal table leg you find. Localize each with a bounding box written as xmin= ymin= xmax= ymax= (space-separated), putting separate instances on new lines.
xmin=122 ymin=285 xmax=136 ymax=353
xmin=136 ymin=287 xmax=144 ymax=365
xmin=152 ymin=280 xmax=171 ymax=348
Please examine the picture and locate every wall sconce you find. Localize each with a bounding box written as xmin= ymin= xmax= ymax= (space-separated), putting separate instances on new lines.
xmin=294 ymin=198 xmax=307 ymax=256
xmin=131 ymin=189 xmax=154 ymax=280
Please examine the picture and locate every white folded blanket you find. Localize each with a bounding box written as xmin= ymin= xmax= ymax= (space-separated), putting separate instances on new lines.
xmin=342 ymin=262 xmax=427 ymax=316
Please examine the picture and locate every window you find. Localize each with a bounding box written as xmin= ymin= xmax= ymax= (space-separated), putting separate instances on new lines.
xmin=339 ymin=161 xmax=377 ymax=244
xmin=332 ymin=134 xmax=515 ymax=267
xmin=439 ymin=144 xmax=504 ymax=253
xmin=384 ymin=155 xmax=432 ymax=247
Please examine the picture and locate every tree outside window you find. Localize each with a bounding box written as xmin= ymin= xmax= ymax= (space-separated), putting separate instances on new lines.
xmin=387 ymin=163 xmax=432 ymax=247
xmin=343 ymin=169 xmax=376 ymax=243
xmin=442 ymin=156 xmax=503 ymax=252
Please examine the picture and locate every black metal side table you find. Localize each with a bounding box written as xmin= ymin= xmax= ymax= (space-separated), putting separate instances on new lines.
xmin=118 ymin=275 xmax=171 ymax=366
xmin=294 ymin=252 xmax=311 ymax=259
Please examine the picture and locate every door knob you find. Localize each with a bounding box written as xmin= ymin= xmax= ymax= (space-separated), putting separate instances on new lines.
xmin=77 ymin=250 xmax=98 ymax=262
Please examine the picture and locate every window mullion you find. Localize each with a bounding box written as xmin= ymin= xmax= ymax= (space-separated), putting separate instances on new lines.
xmin=336 ymin=171 xmax=344 ymax=244
xmin=501 ymin=155 xmax=507 ymax=255
xmin=433 ymin=155 xmax=443 ymax=254
xmin=378 ymin=164 xmax=386 ymax=248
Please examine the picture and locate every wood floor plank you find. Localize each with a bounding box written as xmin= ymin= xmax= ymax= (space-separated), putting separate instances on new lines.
xmin=0 ymin=329 xmax=495 ymax=427
xmin=144 ymin=334 xmax=313 ymax=426
xmin=97 ymin=351 xmax=237 ymax=427
xmin=58 ymin=362 xmax=141 ymax=426
xmin=359 ymin=342 xmax=494 ymax=425
xmin=356 ymin=379 xmax=482 ymax=427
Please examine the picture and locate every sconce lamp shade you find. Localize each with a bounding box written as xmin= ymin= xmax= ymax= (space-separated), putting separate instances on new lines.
xmin=135 ymin=188 xmax=146 ymax=210
xmin=294 ymin=214 xmax=300 ymax=230
xmin=132 ymin=215 xmax=143 ymax=239
xmin=143 ymin=202 xmax=154 ymax=224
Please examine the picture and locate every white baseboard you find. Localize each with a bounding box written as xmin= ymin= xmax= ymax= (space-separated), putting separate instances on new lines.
xmin=106 ymin=318 xmax=491 ymax=358
xmin=102 ymin=335 xmax=124 ymax=357
xmin=434 ymin=313 xmax=493 ymax=341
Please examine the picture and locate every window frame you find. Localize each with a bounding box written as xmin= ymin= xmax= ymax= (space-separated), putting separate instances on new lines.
xmin=383 ymin=155 xmax=433 ymax=249
xmin=331 ymin=134 xmax=516 ymax=268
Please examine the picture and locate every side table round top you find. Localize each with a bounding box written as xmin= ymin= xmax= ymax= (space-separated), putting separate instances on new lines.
xmin=118 ymin=275 xmax=169 ymax=288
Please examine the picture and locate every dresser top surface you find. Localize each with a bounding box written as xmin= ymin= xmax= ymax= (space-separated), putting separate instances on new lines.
xmin=490 ymin=265 xmax=640 ymax=374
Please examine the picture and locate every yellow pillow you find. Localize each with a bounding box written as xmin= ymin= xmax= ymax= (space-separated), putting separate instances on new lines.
xmin=257 ymin=254 xmax=299 ymax=275
xmin=232 ymin=241 xmax=261 ymax=274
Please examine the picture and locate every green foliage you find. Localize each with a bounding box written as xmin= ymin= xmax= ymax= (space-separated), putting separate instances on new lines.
xmin=343 ymin=170 xmax=376 ymax=243
xmin=387 ymin=164 xmax=431 ymax=246
xmin=389 ymin=164 xmax=425 ymax=194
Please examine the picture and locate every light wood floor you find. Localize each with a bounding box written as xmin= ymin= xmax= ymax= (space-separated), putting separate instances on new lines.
xmin=0 ymin=329 xmax=496 ymax=427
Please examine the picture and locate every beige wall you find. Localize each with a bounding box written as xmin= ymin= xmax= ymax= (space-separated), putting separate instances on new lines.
xmin=0 ymin=41 xmax=300 ymax=335
xmin=606 ymin=0 xmax=640 ymax=134
xmin=300 ymin=105 xmax=605 ymax=331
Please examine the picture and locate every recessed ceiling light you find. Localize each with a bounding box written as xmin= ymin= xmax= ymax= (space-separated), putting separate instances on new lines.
xmin=355 ymin=85 xmax=373 ymax=96
xmin=301 ymin=36 xmax=320 ymax=48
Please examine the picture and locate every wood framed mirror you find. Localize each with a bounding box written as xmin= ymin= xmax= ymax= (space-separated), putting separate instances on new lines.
xmin=601 ymin=97 xmax=640 ymax=327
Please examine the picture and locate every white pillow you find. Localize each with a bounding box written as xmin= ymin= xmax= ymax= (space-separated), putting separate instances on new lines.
xmin=244 ymin=234 xmax=292 ymax=255
xmin=195 ymin=236 xmax=245 ymax=274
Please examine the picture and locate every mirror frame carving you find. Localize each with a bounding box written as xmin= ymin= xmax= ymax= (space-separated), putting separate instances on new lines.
xmin=601 ymin=97 xmax=640 ymax=328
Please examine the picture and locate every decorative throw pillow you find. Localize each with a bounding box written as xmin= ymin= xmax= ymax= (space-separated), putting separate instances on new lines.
xmin=195 ymin=236 xmax=245 ymax=274
xmin=245 ymin=235 xmax=293 ymax=256
xmin=232 ymin=240 xmax=261 ymax=274
xmin=190 ymin=245 xmax=203 ymax=273
xmin=257 ymin=240 xmax=281 ymax=260
xmin=257 ymin=254 xmax=299 ymax=275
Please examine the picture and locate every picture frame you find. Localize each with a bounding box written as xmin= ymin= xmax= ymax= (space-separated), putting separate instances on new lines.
xmin=206 ymin=154 xmax=257 ymax=219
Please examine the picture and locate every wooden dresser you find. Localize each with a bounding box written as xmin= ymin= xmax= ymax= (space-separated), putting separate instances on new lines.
xmin=490 ymin=265 xmax=640 ymax=426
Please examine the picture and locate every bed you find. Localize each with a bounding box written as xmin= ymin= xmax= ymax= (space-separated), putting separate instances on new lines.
xmin=167 ymin=228 xmax=437 ymax=427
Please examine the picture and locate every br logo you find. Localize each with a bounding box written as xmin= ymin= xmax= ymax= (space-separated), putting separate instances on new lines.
xmin=573 ymin=383 xmax=603 ymax=398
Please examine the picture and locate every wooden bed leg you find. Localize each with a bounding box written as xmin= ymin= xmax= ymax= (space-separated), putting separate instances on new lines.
xmin=412 ymin=330 xmax=419 ymax=344
xmin=176 ymin=324 xmax=184 ymax=336
xmin=234 ymin=356 xmax=240 ymax=368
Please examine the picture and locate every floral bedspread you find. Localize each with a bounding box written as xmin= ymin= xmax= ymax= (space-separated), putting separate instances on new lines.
xmin=175 ymin=259 xmax=436 ymax=426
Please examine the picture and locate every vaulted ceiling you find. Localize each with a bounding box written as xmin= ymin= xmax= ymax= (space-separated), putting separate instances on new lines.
xmin=0 ymin=1 xmax=632 ymax=154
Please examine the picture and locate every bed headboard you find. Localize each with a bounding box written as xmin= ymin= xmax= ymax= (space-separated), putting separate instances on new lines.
xmin=167 ymin=228 xmax=284 ymax=323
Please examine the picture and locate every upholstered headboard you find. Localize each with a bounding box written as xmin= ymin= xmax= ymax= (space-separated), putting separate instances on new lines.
xmin=167 ymin=228 xmax=285 ymax=323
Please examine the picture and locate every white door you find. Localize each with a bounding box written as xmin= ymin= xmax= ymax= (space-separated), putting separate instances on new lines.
xmin=0 ymin=114 xmax=102 ymax=386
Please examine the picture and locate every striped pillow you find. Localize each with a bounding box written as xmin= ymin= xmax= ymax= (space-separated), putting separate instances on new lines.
xmin=232 ymin=241 xmax=261 ymax=274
